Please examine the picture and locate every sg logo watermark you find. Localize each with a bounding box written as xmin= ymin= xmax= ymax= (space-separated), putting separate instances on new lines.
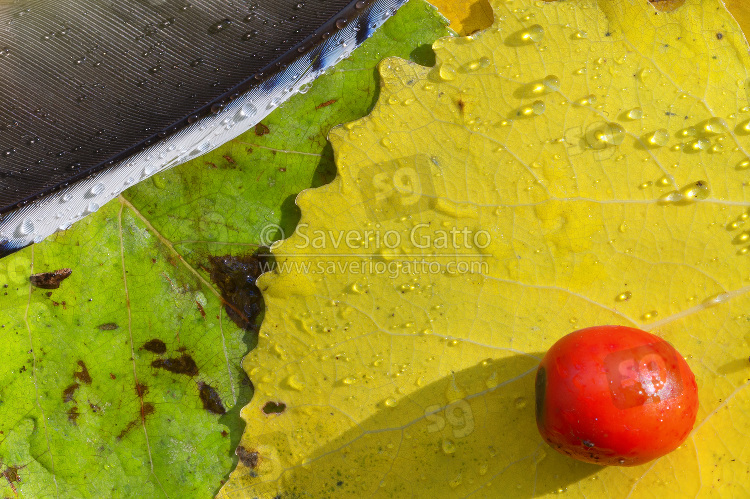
xmin=357 ymin=155 xmax=441 ymax=222
xmin=605 ymin=343 xmax=684 ymax=410
xmin=424 ymin=399 xmax=475 ymax=439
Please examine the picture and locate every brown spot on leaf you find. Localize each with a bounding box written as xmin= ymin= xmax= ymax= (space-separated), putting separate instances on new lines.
xmin=262 ymin=401 xmax=286 ymax=415
xmin=2 ymin=463 xmax=24 ymax=496
xmin=62 ymin=382 xmax=79 ymax=403
xmin=315 ymin=98 xmax=337 ymax=110
xmin=254 ymin=123 xmax=270 ymax=136
xmin=116 ymin=420 xmax=137 ymax=440
xmin=198 ymin=382 xmax=226 ymax=415
xmin=223 ymin=155 xmax=235 ymax=165
xmin=3 ymin=466 xmax=18 ymax=482
xmin=456 ymin=99 xmax=466 ymax=113
xmin=97 ymin=322 xmax=119 ymax=331
xmin=151 ymin=354 xmax=199 ymax=376
xmin=207 ymin=254 xmax=265 ymax=330
xmin=236 ymin=446 xmax=259 ymax=468
xmin=29 ymin=268 xmax=72 ymax=289
xmin=117 ymin=402 xmax=155 ymax=440
xmin=74 ymin=360 xmax=92 ymax=384
xmin=141 ymin=402 xmax=155 ymax=419
xmin=135 ymin=382 xmax=148 ymax=397
xmin=67 ymin=406 xmax=80 ymax=423
xmin=196 ymin=301 xmax=206 ymax=318
xmin=143 ymin=339 xmax=167 ymax=354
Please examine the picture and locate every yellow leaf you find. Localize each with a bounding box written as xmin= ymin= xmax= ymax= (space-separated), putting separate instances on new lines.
xmin=429 ymin=0 xmax=494 ymax=35
xmin=220 ymin=0 xmax=750 ymax=497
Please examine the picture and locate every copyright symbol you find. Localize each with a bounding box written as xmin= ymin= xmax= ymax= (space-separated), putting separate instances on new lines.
xmin=259 ymin=223 xmax=284 ymax=246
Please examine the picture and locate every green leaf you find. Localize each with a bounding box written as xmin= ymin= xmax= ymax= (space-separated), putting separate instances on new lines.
xmin=0 ymin=2 xmax=449 ymax=497
xmin=125 ymin=1 xmax=449 ymax=265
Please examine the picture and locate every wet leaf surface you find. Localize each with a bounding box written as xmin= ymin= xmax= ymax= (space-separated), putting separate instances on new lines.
xmin=0 ymin=2 xmax=449 ymax=497
xmin=219 ymin=0 xmax=750 ymax=497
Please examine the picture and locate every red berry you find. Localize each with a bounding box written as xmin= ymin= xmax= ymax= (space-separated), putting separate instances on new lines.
xmin=535 ymin=325 xmax=699 ymax=466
